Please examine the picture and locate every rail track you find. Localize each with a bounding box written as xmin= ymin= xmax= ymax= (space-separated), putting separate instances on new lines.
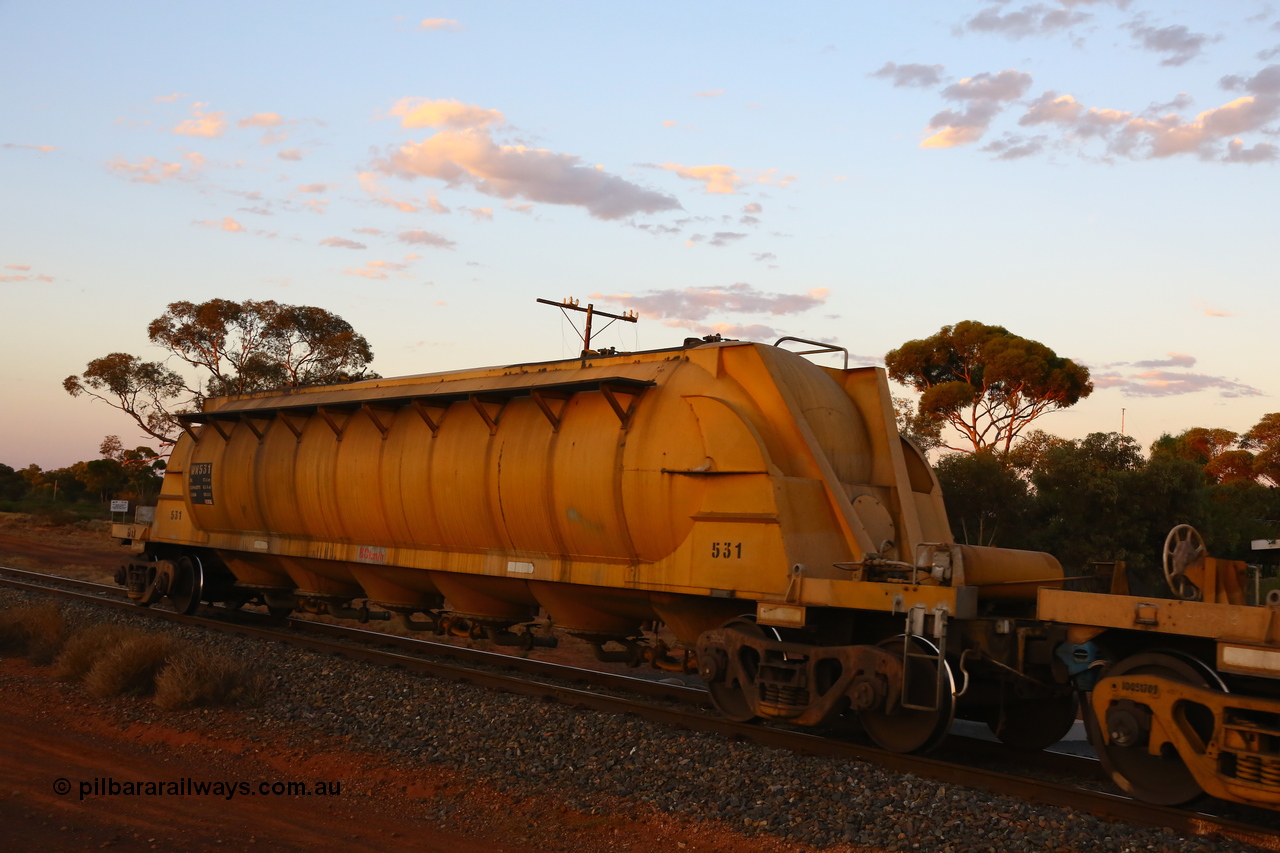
xmin=2 ymin=564 xmax=1277 ymax=849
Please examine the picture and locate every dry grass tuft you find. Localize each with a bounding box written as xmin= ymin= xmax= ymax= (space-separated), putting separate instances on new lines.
xmin=52 ymin=624 xmax=140 ymax=682
xmin=153 ymin=647 xmax=272 ymax=711
xmin=0 ymin=602 xmax=68 ymax=664
xmin=83 ymin=632 xmax=176 ymax=698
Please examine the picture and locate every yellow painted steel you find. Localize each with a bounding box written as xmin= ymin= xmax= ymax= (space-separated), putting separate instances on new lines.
xmin=148 ymin=341 xmax=1062 ymax=641
xmin=1091 ymin=673 xmax=1280 ymax=807
xmin=1037 ymin=588 xmax=1280 ymax=645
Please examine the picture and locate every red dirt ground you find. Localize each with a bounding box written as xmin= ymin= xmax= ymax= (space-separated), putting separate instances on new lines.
xmin=0 ymin=518 xmax=872 ymax=853
xmin=0 ymin=658 xmax=857 ymax=853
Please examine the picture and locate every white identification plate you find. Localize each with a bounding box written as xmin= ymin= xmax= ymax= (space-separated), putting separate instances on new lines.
xmin=506 ymin=561 xmax=535 ymax=574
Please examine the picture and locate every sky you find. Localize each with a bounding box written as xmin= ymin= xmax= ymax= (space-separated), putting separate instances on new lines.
xmin=2 ymin=1 xmax=1278 ymax=469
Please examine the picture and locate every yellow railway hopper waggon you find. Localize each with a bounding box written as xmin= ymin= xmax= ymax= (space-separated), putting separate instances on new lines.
xmin=114 ymin=338 xmax=1071 ymax=755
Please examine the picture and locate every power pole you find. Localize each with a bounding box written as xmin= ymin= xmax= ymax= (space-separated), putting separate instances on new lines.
xmin=537 ymin=297 xmax=638 ymax=359
xmin=1121 ymin=408 xmax=1126 ymax=436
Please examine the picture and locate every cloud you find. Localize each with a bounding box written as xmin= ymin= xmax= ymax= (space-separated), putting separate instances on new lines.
xmin=376 ymin=129 xmax=681 ymax=220
xmin=982 ymin=133 xmax=1049 ymax=159
xmin=154 ymin=92 xmax=187 ymax=102
xmin=320 ymin=237 xmax=366 ymax=249
xmin=357 ymin=171 xmax=423 ymax=212
xmin=1146 ymin=93 xmax=1194 ymax=115
xmin=962 ymin=4 xmax=1092 ymax=39
xmin=353 ymin=227 xmax=383 ymax=235
xmin=1018 ymin=92 xmax=1131 ymax=137
xmin=660 ymin=163 xmax=796 ymax=194
xmin=387 ymin=98 xmax=505 ymax=130
xmin=297 ymin=183 xmax=330 ymax=193
xmin=662 ymin=120 xmax=678 ymax=128
xmin=1260 ymin=45 xmax=1280 ymax=62
xmin=504 ymin=200 xmax=533 ymax=214
xmin=105 ymin=154 xmax=203 ymax=183
xmin=592 ymin=282 xmax=827 ymax=321
xmin=343 ymin=258 xmax=415 ymax=279
xmin=1127 ymin=21 xmax=1214 ymax=67
xmin=1116 ymin=92 xmax=1280 ymax=160
xmin=685 ymin=232 xmax=748 ymax=247
xmin=922 ymin=69 xmax=1033 ymax=148
xmin=673 ymin=321 xmax=782 ymax=340
xmin=301 ymin=199 xmax=328 ymax=214
xmin=193 ymin=217 xmax=245 ymax=232
xmin=173 ymin=105 xmax=227 ymax=138
xmin=461 ymin=206 xmax=494 ymax=221
xmin=278 ymin=148 xmax=304 ymax=161
xmin=1093 ymin=369 xmax=1262 ymax=398
xmin=0 ymin=263 xmax=54 ymax=283
xmin=1130 ymin=352 xmax=1196 ymax=369
xmin=397 ymin=229 xmax=457 ymax=249
xmin=751 ymin=252 xmax=777 ymax=263
xmin=870 ymin=62 xmax=945 ymax=88
xmin=3 ymin=143 xmax=57 ymax=153
xmin=694 ymin=89 xmax=724 ymax=98
xmin=944 ymin=70 xmax=1035 ymax=102
xmin=420 ymin=18 xmax=463 ymax=31
xmin=742 ymin=202 xmax=763 ymax=214
xmin=662 ymin=164 xmax=742 ymax=194
xmin=989 ymin=68 xmax=1280 ymax=163
xmin=1220 ymin=64 xmax=1280 ymax=96
xmin=238 ymin=112 xmax=284 ymax=128
xmin=1225 ymin=137 xmax=1279 ymax=162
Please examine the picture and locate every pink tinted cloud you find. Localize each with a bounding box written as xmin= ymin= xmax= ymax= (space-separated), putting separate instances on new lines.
xmin=105 ymin=153 xmax=204 ymax=183
xmin=320 ymin=237 xmax=366 ymax=249
xmin=922 ymin=70 xmax=1033 ymax=148
xmin=173 ymin=105 xmax=227 ymax=138
xmin=661 ymin=163 xmax=795 ymax=194
xmin=238 ymin=113 xmax=285 ymax=128
xmin=377 ymin=129 xmax=680 ymax=220
xmin=420 ymin=18 xmax=464 ymax=31
xmin=387 ymin=98 xmax=504 ymax=130
xmin=593 ymin=283 xmax=827 ymax=321
xmin=396 ymin=229 xmax=457 ymax=249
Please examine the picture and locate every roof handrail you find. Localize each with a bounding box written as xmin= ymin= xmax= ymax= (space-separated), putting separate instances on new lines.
xmin=773 ymin=336 xmax=849 ymax=369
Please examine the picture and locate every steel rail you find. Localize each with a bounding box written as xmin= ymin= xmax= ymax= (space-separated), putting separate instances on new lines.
xmin=0 ymin=565 xmax=705 ymax=705
xmin=2 ymin=566 xmax=1276 ymax=848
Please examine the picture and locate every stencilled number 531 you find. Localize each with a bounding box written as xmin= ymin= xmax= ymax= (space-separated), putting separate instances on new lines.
xmin=710 ymin=542 xmax=743 ymax=559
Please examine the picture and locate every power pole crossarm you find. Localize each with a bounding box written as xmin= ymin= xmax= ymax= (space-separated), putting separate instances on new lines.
xmin=536 ymin=297 xmax=638 ymax=358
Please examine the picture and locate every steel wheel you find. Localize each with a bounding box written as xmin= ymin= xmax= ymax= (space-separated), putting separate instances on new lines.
xmin=706 ymin=617 xmax=776 ymax=723
xmin=987 ymin=690 xmax=1079 ymax=752
xmin=168 ymin=555 xmax=204 ymax=616
xmin=1162 ymin=524 xmax=1205 ymax=600
xmin=860 ymin=636 xmax=955 ymax=754
xmin=1089 ymin=652 xmax=1223 ymax=806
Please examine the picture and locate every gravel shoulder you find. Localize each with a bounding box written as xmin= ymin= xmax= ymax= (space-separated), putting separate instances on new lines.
xmin=2 ymin=584 xmax=1264 ymax=853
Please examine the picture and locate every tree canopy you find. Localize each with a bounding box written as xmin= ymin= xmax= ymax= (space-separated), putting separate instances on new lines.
xmin=935 ymin=419 xmax=1280 ymax=596
xmin=65 ymin=299 xmax=376 ymax=448
xmin=885 ymin=321 xmax=1093 ymax=454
